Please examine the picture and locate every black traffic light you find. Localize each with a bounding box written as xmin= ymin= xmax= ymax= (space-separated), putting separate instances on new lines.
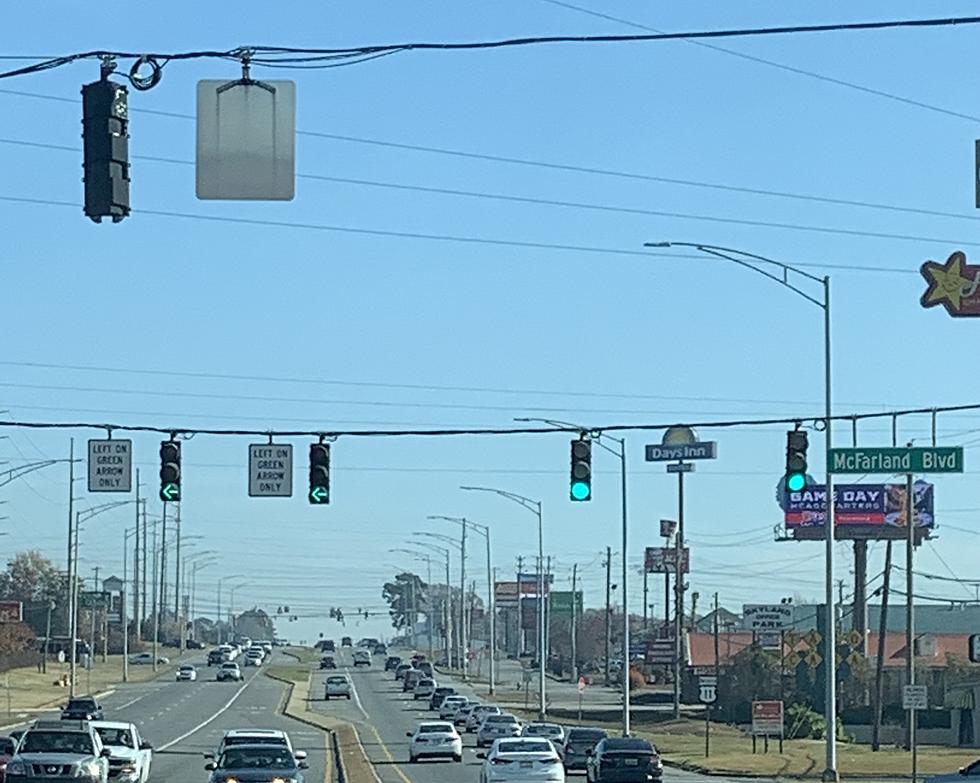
xmin=570 ymin=437 xmax=592 ymax=501
xmin=309 ymin=442 xmax=330 ymax=504
xmin=82 ymin=78 xmax=130 ymax=223
xmin=785 ymin=430 xmax=809 ymax=492
xmin=159 ymin=440 xmax=181 ymax=502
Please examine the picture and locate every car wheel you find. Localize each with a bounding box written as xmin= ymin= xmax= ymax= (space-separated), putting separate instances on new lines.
xmin=453 ymin=754 xmax=462 ymax=763
xmin=346 ymin=694 xmax=351 ymax=700
xmin=408 ymin=755 xmax=416 ymax=764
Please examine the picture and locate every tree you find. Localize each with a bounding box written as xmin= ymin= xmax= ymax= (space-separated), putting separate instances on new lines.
xmin=232 ymin=608 xmax=273 ymax=642
xmin=382 ymin=572 xmax=427 ymax=631
xmin=0 ymin=550 xmax=66 ymax=637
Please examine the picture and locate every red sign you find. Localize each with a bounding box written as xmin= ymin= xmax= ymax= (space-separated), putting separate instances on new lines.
xmin=0 ymin=601 xmax=23 ymax=623
xmin=751 ymin=700 xmax=784 ymax=735
xmin=921 ymin=251 xmax=980 ymax=317
xmin=644 ymin=547 xmax=689 ymax=574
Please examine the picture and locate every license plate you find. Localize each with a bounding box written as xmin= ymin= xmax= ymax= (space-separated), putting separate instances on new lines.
xmin=625 ymin=758 xmax=639 ymax=766
xmin=520 ymin=761 xmax=533 ymax=769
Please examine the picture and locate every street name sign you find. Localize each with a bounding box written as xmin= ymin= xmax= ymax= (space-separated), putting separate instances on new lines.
xmin=666 ymin=462 xmax=695 ymax=473
xmin=646 ymin=442 xmax=717 ymax=462
xmin=829 ymin=447 xmax=963 ymax=475
xmin=248 ymin=443 xmax=293 ymax=497
xmin=87 ymin=439 xmax=132 ymax=492
xmin=903 ymin=684 xmax=928 ymax=710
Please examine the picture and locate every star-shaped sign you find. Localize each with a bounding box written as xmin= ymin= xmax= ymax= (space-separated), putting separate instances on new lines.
xmin=920 ymin=251 xmax=980 ymax=316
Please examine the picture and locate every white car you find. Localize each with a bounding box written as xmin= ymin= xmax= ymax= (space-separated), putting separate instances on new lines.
xmin=259 ymin=640 xmax=273 ymax=653
xmin=243 ymin=650 xmax=264 ymax=667
xmin=468 ymin=704 xmax=501 ymax=732
xmin=479 ymin=738 xmax=565 ymax=783
xmin=407 ymin=721 xmax=462 ymax=764
xmin=175 ymin=664 xmax=197 ymax=681
xmin=477 ymin=714 xmax=523 ymax=747
xmin=91 ymin=721 xmax=153 ymax=783
xmin=521 ymin=722 xmax=565 ymax=745
xmin=324 ymin=675 xmax=352 ymax=700
xmin=927 ymin=761 xmax=980 ymax=783
xmin=413 ymin=677 xmax=436 ymax=700
xmin=439 ymin=695 xmax=469 ymax=720
xmin=210 ymin=729 xmax=306 ymax=761
xmin=127 ymin=652 xmax=169 ymax=665
xmin=216 ymin=662 xmax=243 ymax=682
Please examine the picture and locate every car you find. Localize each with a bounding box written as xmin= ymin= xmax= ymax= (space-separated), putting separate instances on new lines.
xmin=926 ymin=761 xmax=980 ymax=783
xmin=467 ymin=704 xmax=502 ymax=733
xmin=403 ymin=670 xmax=423 ymax=692
xmin=395 ymin=663 xmax=413 ymax=681
xmin=210 ymin=729 xmax=306 ymax=762
xmin=385 ymin=656 xmax=402 ymax=671
xmin=341 ymin=637 xmax=352 ymax=647
xmin=5 ymin=720 xmax=110 ymax=783
xmin=560 ymin=727 xmax=608 ymax=772
xmin=315 ymin=639 xmax=336 ymax=653
xmin=477 ymin=737 xmax=565 ymax=783
xmin=406 ymin=722 xmax=462 ymax=764
xmin=417 ymin=661 xmax=434 ymax=678
xmin=522 ymin=722 xmax=566 ymax=746
xmin=352 ymin=650 xmax=371 ymax=667
xmin=61 ymin=696 xmax=105 ymax=721
xmin=477 ymin=714 xmax=523 ymax=748
xmin=324 ymin=675 xmax=352 ymax=700
xmin=176 ymin=664 xmax=198 ymax=682
xmin=319 ymin=656 xmax=337 ymax=670
xmin=454 ymin=703 xmax=480 ymax=728
xmin=585 ymin=737 xmax=661 ymax=782
xmin=413 ymin=678 xmax=436 ymax=700
xmin=243 ymin=650 xmax=263 ymax=667
xmin=217 ymin=644 xmax=236 ymax=662
xmin=185 ymin=639 xmax=206 ymax=650
xmin=1 ymin=735 xmax=17 ymax=783
xmin=205 ymin=742 xmax=307 ymax=783
xmin=373 ymin=643 xmax=388 ymax=656
xmin=126 ymin=652 xmax=169 ymax=666
xmin=258 ymin=640 xmax=273 ymax=653
xmin=439 ymin=695 xmax=469 ymax=720
xmin=207 ymin=649 xmax=225 ymax=666
xmin=216 ymin=662 xmax=243 ymax=682
xmin=91 ymin=721 xmax=153 ymax=783
xmin=428 ymin=686 xmax=456 ymax=710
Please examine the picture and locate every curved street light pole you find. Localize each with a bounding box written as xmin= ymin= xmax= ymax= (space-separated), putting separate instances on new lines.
xmin=427 ymin=516 xmax=469 ymax=681
xmin=390 ymin=549 xmax=432 ymax=652
xmin=646 ymin=240 xmax=835 ymax=779
xmin=410 ymin=540 xmax=453 ymax=669
xmin=414 ymin=532 xmax=464 ymax=669
xmin=460 ymin=485 xmax=546 ymax=721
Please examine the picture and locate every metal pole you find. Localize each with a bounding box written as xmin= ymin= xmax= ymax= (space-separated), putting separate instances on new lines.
xmin=43 ymin=601 xmax=53 ymax=674
xmin=133 ymin=477 xmax=140 ymax=638
xmin=152 ymin=510 xmax=160 ymax=673
xmin=906 ymin=469 xmax=915 ymax=758
xmin=537 ymin=502 xmax=545 ymax=720
xmin=605 ymin=547 xmax=612 ymax=687
xmin=872 ymin=542 xmax=893 ymax=751
xmin=673 ymin=470 xmax=685 ymax=719
xmin=159 ymin=505 xmax=167 ymax=629
xmin=643 ymin=570 xmax=649 ymax=631
xmin=486 ymin=528 xmax=495 ymax=695
xmin=571 ymin=563 xmax=578 ymax=683
xmin=517 ymin=556 xmax=524 ymax=657
xmin=174 ymin=502 xmax=181 ymax=620
xmin=823 ymin=277 xmax=838 ymax=782
xmin=217 ymin=579 xmax=223 ymax=646
xmin=66 ymin=438 xmax=75 ymax=697
xmin=69 ymin=510 xmax=79 ymax=698
xmin=141 ymin=499 xmax=147 ymax=639
xmin=445 ymin=553 xmax=452 ymax=668
xmin=426 ymin=556 xmax=435 ymax=660
xmin=621 ymin=439 xmax=630 ymax=737
xmin=88 ymin=569 xmax=97 ymax=693
xmin=123 ymin=529 xmax=129 ymax=683
xmin=460 ymin=523 xmax=467 ymax=679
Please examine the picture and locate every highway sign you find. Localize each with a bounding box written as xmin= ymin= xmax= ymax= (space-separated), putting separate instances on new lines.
xmin=550 ymin=591 xmax=583 ymax=613
xmin=744 ymin=604 xmax=793 ymax=631
xmin=87 ymin=439 xmax=132 ymax=492
xmin=903 ymin=685 xmax=928 ymax=710
xmin=970 ymin=634 xmax=980 ymax=663
xmin=0 ymin=601 xmax=23 ymax=623
xmin=249 ymin=443 xmax=293 ymax=497
xmin=698 ymin=675 xmax=718 ymax=704
xmin=829 ymin=446 xmax=963 ymax=475
xmin=646 ymin=442 xmax=717 ymax=462
xmin=751 ymin=700 xmax=784 ymax=735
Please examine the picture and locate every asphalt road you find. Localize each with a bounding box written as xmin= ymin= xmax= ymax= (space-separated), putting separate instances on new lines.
xmin=2 ymin=652 xmax=329 ymax=783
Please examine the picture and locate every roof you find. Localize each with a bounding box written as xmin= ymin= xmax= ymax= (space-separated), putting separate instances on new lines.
xmin=90 ymin=721 xmax=135 ymax=731
xmin=224 ymin=729 xmax=286 ymax=737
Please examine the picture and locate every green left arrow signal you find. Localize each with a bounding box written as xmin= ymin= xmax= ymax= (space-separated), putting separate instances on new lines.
xmin=309 ymin=486 xmax=329 ymax=504
xmin=161 ymin=483 xmax=180 ymax=501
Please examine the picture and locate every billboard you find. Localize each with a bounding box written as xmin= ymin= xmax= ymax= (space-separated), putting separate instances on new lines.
xmin=743 ymin=604 xmax=793 ymax=631
xmin=550 ymin=591 xmax=583 ymax=613
xmin=644 ymin=547 xmax=690 ymax=574
xmin=785 ymin=482 xmax=934 ymax=528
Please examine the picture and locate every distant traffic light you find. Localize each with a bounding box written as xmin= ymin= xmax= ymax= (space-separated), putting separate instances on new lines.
xmin=159 ymin=440 xmax=181 ymax=501
xmin=570 ymin=438 xmax=592 ymax=501
xmin=785 ymin=430 xmax=809 ymax=492
xmin=309 ymin=443 xmax=330 ymax=504
xmin=82 ymin=77 xmax=130 ymax=223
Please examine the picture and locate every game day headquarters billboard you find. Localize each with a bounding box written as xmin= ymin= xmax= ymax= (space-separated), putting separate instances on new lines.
xmin=785 ymin=481 xmax=934 ymax=528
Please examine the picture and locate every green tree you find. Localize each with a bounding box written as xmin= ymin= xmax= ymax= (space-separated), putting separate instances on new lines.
xmin=382 ymin=572 xmax=427 ymax=631
xmin=0 ymin=550 xmax=66 ymax=637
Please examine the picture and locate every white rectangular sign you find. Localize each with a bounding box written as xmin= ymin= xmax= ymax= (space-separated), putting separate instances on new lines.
xmin=249 ymin=443 xmax=293 ymax=497
xmin=743 ymin=604 xmax=793 ymax=631
xmin=903 ymin=684 xmax=928 ymax=710
xmin=87 ymin=439 xmax=133 ymax=492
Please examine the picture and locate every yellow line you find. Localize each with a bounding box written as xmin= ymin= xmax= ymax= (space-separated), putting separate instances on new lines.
xmin=322 ymin=731 xmax=332 ymax=783
xmin=367 ymin=723 xmax=414 ymax=783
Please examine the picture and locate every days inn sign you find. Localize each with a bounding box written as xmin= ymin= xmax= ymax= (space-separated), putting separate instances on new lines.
xmin=828 ymin=447 xmax=963 ymax=475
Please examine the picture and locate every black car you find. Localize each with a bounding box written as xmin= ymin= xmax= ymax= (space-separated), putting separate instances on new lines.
xmin=323 ymin=640 xmax=335 ymax=652
xmin=207 ymin=649 xmax=225 ymax=666
xmin=428 ymin=686 xmax=456 ymax=710
xmin=60 ymin=697 xmax=104 ymax=721
xmin=319 ymin=656 xmax=337 ymax=670
xmin=384 ymin=656 xmax=402 ymax=671
xmin=341 ymin=636 xmax=352 ymax=647
xmin=373 ymin=643 xmax=387 ymax=656
xmin=561 ymin=727 xmax=608 ymax=772
xmin=586 ymin=737 xmax=662 ymax=782
xmin=205 ymin=743 xmax=307 ymax=783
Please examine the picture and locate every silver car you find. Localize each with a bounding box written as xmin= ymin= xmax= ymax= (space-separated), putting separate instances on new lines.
xmin=466 ymin=704 xmax=500 ymax=733
xmin=476 ymin=713 xmax=522 ymax=747
xmin=5 ymin=720 xmax=110 ymax=783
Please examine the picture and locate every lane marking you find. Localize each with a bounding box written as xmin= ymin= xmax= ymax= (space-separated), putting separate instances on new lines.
xmin=341 ymin=667 xmax=369 ymax=720
xmin=157 ymin=674 xmax=257 ymax=751
xmin=366 ymin=723 xmax=412 ymax=783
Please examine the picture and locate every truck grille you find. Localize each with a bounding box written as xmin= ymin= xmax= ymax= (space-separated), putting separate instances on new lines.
xmin=31 ymin=764 xmax=73 ymax=776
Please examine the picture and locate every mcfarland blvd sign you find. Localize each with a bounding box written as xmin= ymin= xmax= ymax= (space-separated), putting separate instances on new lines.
xmin=829 ymin=447 xmax=963 ymax=475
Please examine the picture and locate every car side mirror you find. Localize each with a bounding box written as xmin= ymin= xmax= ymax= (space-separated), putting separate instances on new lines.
xmin=204 ymin=762 xmax=216 ymax=771
xmin=140 ymin=741 xmax=152 ymax=750
xmin=203 ymin=753 xmax=214 ymax=760
xmin=298 ymin=761 xmax=309 ymax=770
xmin=101 ymin=749 xmax=112 ymax=758
xmin=294 ymin=751 xmax=307 ymax=761
xmin=405 ymin=732 xmax=413 ymax=737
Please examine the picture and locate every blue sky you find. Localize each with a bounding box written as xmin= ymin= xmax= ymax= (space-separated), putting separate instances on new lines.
xmin=3 ymin=2 xmax=980 ymax=643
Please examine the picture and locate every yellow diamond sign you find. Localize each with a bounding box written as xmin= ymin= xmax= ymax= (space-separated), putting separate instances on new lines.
xmin=847 ymin=629 xmax=863 ymax=648
xmin=805 ymin=650 xmax=823 ymax=668
xmin=785 ymin=651 xmax=802 ymax=668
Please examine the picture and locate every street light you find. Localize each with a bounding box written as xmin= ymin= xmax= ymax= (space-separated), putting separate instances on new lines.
xmin=410 ymin=540 xmax=454 ymax=669
xmin=460 ymin=485 xmax=546 ymax=721
xmin=646 ymin=240 xmax=835 ymax=780
xmin=188 ymin=556 xmax=218 ymax=645
xmin=216 ymin=576 xmax=248 ymax=645
xmin=427 ymin=516 xmax=469 ymax=681
xmin=431 ymin=516 xmax=497 ymax=696
xmin=389 ymin=550 xmax=429 ymax=650
xmin=413 ymin=532 xmax=463 ymax=668
xmin=516 ymin=416 xmax=630 ymax=735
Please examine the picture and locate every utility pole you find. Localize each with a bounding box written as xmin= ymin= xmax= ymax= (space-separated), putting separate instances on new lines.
xmin=605 ymin=546 xmax=612 ymax=687
xmin=174 ymin=502 xmax=181 ymax=620
xmin=460 ymin=522 xmax=467 ymax=678
xmin=133 ymin=474 xmax=140 ymax=639
xmin=872 ymin=542 xmax=893 ymax=751
xmin=141 ymin=496 xmax=147 ymax=638
xmin=66 ymin=438 xmax=76 ymax=697
xmin=151 ymin=510 xmax=159 ymax=672
xmin=571 ymin=563 xmax=578 ymax=683
xmin=159 ymin=503 xmax=168 ymax=627
xmin=905 ymin=468 xmax=916 ymax=763
xmin=43 ymin=600 xmax=54 ymax=674
xmin=516 ymin=556 xmax=524 ymax=656
xmin=545 ymin=556 xmax=552 ymax=660
xmin=643 ymin=570 xmax=649 ymax=631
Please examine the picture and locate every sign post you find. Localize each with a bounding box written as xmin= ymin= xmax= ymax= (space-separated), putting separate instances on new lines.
xmin=87 ymin=439 xmax=133 ymax=492
xmin=751 ymin=700 xmax=784 ymax=754
xmin=903 ymin=685 xmax=928 ymax=783
xmin=699 ymin=675 xmax=717 ymax=757
xmin=577 ymin=676 xmax=586 ymax=723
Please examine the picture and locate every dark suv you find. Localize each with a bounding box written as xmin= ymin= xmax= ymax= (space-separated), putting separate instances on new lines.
xmin=207 ymin=649 xmax=224 ymax=666
xmin=60 ymin=698 xmax=104 ymax=721
xmin=5 ymin=720 xmax=110 ymax=783
xmin=586 ymin=737 xmax=662 ymax=782
xmin=561 ymin=727 xmax=608 ymax=772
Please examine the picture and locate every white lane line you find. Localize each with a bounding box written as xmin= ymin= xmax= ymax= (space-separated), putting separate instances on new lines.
xmin=341 ymin=667 xmax=369 ymax=720
xmin=157 ymin=676 xmax=255 ymax=751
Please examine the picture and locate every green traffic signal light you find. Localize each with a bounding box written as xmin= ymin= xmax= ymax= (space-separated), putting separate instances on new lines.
xmin=784 ymin=429 xmax=808 ymax=494
xmin=571 ymin=481 xmax=591 ymax=501
xmin=570 ymin=438 xmax=592 ymax=502
xmin=786 ymin=472 xmax=806 ymax=492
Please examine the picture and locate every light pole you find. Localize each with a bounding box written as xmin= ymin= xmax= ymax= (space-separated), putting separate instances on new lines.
xmin=183 ymin=551 xmax=217 ymax=647
xmin=228 ymin=581 xmax=250 ymax=639
xmin=516 ymin=417 xmax=630 ymax=734
xmin=122 ymin=526 xmax=137 ymax=683
xmin=190 ymin=558 xmax=218 ymax=644
xmin=411 ymin=540 xmax=453 ymax=668
xmin=427 ymin=516 xmax=470 ymax=681
xmin=461 ymin=485 xmax=546 ymax=721
xmin=647 ymin=240 xmax=835 ymax=779
xmin=431 ymin=516 xmax=497 ymax=695
xmin=414 ymin=531 xmax=464 ymax=671
xmin=391 ymin=549 xmax=436 ymax=657
xmin=217 ymin=576 xmax=247 ymax=645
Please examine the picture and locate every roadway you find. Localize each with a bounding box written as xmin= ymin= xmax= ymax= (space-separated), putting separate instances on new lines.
xmin=1 ymin=651 xmax=329 ymax=783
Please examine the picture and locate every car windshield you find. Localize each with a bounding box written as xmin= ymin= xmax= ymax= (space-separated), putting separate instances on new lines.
xmin=418 ymin=679 xmax=433 ymax=686
xmin=486 ymin=715 xmax=517 ymax=724
xmin=569 ymin=730 xmax=606 ymax=743
xmin=498 ymin=740 xmax=552 ymax=754
xmin=1 ymin=738 xmax=16 ymax=754
xmin=21 ymin=731 xmax=94 ymax=755
xmin=418 ymin=724 xmax=453 ymax=734
xmin=180 ymin=665 xmax=194 ymax=671
xmin=95 ymin=728 xmax=133 ymax=748
xmin=327 ymin=676 xmax=347 ymax=684
xmin=526 ymin=724 xmax=561 ymax=736
xmin=67 ymin=699 xmax=96 ymax=709
xmin=225 ymin=737 xmax=286 ymax=747
xmin=218 ymin=748 xmax=296 ymax=770
xmin=222 ymin=663 xmax=237 ymax=669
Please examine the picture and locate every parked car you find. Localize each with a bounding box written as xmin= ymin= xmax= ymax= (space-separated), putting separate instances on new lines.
xmin=91 ymin=721 xmax=153 ymax=783
xmin=385 ymin=656 xmax=402 ymax=671
xmin=319 ymin=656 xmax=337 ymax=670
xmin=127 ymin=652 xmax=169 ymax=666
xmin=205 ymin=743 xmax=307 ymax=783
xmin=324 ymin=675 xmax=352 ymax=700
xmin=522 ymin=722 xmax=566 ymax=746
xmin=467 ymin=704 xmax=501 ymax=733
xmin=61 ymin=696 xmax=105 ymax=721
xmin=395 ymin=663 xmax=413 ymax=681
xmin=176 ymin=664 xmax=198 ymax=681
xmin=406 ymin=722 xmax=462 ymax=764
xmin=439 ymin=695 xmax=469 ymax=720
xmin=6 ymin=720 xmax=110 ymax=783
xmin=216 ymin=662 xmax=243 ymax=682
xmin=477 ymin=737 xmax=564 ymax=782
xmin=560 ymin=727 xmax=608 ymax=772
xmin=477 ymin=713 xmax=523 ymax=747
xmin=586 ymin=737 xmax=661 ymax=782
xmin=428 ymin=686 xmax=456 ymax=710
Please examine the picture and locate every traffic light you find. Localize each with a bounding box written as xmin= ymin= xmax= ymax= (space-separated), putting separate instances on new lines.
xmin=309 ymin=442 xmax=330 ymax=504
xmin=159 ymin=440 xmax=181 ymax=501
xmin=785 ymin=430 xmax=808 ymax=492
xmin=82 ymin=77 xmax=130 ymax=223
xmin=570 ymin=438 xmax=592 ymax=501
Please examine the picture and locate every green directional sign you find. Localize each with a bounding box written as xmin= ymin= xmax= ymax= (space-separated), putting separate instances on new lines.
xmin=79 ymin=591 xmax=109 ymax=610
xmin=161 ymin=482 xmax=180 ymax=501
xmin=550 ymin=590 xmax=583 ymax=613
xmin=829 ymin=446 xmax=963 ymax=475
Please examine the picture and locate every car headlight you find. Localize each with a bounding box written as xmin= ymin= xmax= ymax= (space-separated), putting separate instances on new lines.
xmin=270 ymin=778 xmax=298 ymax=783
xmin=74 ymin=761 xmax=103 ymax=778
xmin=6 ymin=759 xmax=26 ymax=776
